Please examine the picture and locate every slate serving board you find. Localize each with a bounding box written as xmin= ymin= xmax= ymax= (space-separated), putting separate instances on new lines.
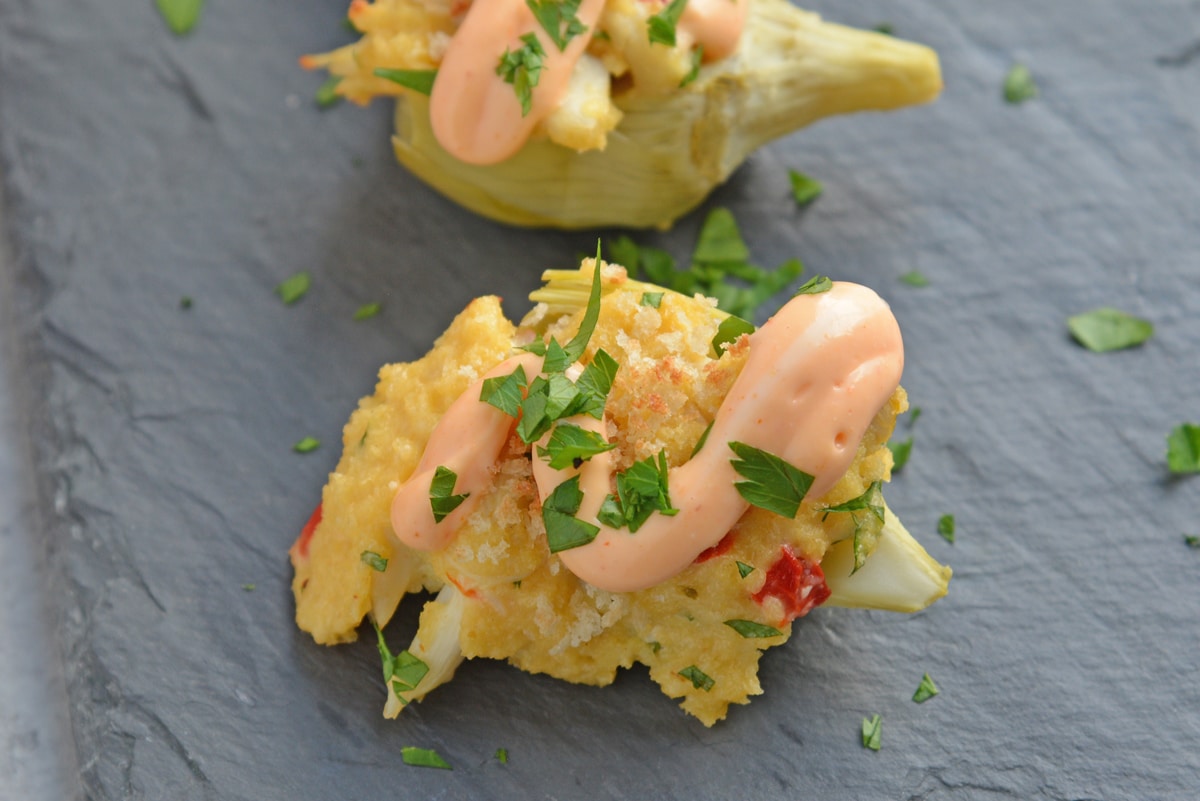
xmin=2 ymin=0 xmax=1199 ymax=798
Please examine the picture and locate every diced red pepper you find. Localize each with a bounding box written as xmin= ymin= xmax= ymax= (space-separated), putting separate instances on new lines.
xmin=695 ymin=531 xmax=736 ymax=563
xmin=290 ymin=503 xmax=322 ymax=562
xmin=752 ymin=545 xmax=831 ymax=625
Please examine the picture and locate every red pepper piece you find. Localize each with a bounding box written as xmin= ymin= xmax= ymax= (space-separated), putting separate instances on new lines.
xmin=290 ymin=503 xmax=323 ymax=562
xmin=695 ymin=531 xmax=736 ymax=563
xmin=752 ymin=545 xmax=831 ymax=625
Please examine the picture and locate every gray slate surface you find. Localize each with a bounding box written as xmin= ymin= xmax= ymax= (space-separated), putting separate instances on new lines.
xmin=1 ymin=0 xmax=1199 ymax=799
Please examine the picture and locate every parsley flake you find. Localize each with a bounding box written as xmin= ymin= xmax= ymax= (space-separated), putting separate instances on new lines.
xmin=293 ymin=436 xmax=320 ymax=453
xmin=694 ymin=207 xmax=750 ymax=264
xmin=937 ymin=514 xmax=956 ymax=544
xmin=724 ymin=619 xmax=783 ymax=638
xmin=497 ymin=33 xmax=546 ymax=115
xmin=527 ymin=0 xmax=587 ymax=51
xmin=873 ymin=23 xmax=894 ymax=35
xmin=678 ymin=665 xmax=714 ymax=691
xmin=641 ymin=291 xmax=664 ymax=308
xmin=564 ymin=251 xmax=605 ymax=363
xmin=680 ymin=45 xmax=703 ymax=87
xmin=361 ymin=551 xmax=388 ymax=572
xmin=179 ymin=296 xmax=193 ymax=309
xmin=736 ymin=561 xmax=755 ymax=578
xmin=913 ymin=672 xmax=939 ymax=703
xmin=1003 ymin=63 xmax=1038 ymax=104
xmin=900 ymin=270 xmax=930 ymax=287
xmin=575 ymin=349 xmax=619 ymax=418
xmin=1068 ymin=307 xmax=1154 ymax=352
xmin=1167 ymin=423 xmax=1200 ymax=474
xmin=242 ymin=583 xmax=256 ymax=592
xmin=495 ymin=747 xmax=509 ymax=764
xmin=788 ymin=169 xmax=823 ymax=206
xmin=401 ymin=747 xmax=452 ymax=770
xmin=543 ymin=476 xmax=600 ymax=552
xmin=648 ymin=0 xmax=689 ymax=46
xmin=823 ymin=481 xmax=885 ymax=573
xmin=429 ymin=466 xmax=469 ymax=523
xmin=861 ymin=714 xmax=882 ymax=751
xmin=537 ymin=422 xmax=616 ymax=469
xmin=729 ymin=442 xmax=814 ymax=518
xmin=712 ymin=315 xmax=755 ymax=356
xmin=276 ymin=272 xmax=311 ymax=305
xmin=353 ymin=302 xmax=382 ymax=320
xmin=1184 ymin=535 xmax=1200 ymax=549
xmin=598 ymin=451 xmax=679 ymax=532
xmin=374 ymin=68 xmax=438 ymax=95
xmin=372 ymin=619 xmax=430 ymax=694
xmin=794 ymin=275 xmax=833 ymax=295
xmin=315 ymin=76 xmax=342 ymax=108
xmin=690 ymin=421 xmax=714 ymax=458
xmin=481 ymin=365 xmax=529 ymax=418
xmin=888 ymin=437 xmax=913 ymax=472
xmin=156 ymin=0 xmax=203 ymax=35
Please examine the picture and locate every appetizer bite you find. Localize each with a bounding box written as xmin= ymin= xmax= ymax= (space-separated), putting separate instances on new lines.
xmin=290 ymin=260 xmax=951 ymax=725
xmin=304 ymin=0 xmax=942 ymax=229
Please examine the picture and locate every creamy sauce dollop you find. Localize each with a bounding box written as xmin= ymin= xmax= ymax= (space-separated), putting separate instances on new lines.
xmin=391 ymin=281 xmax=903 ymax=594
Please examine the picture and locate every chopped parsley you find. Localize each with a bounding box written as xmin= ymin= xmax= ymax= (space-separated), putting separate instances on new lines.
xmin=712 ymin=315 xmax=755 ymax=356
xmin=429 ymin=466 xmax=470 ymax=523
xmin=909 ymin=407 xmax=923 ymax=426
xmin=736 ymin=561 xmax=755 ymax=578
xmin=372 ymin=618 xmax=430 ymax=696
xmin=480 ymin=365 xmax=529 ymax=418
xmin=401 ymin=747 xmax=452 ymax=770
xmin=156 ymin=0 xmax=203 ymax=35
xmin=276 ymin=272 xmax=311 ymax=305
xmin=242 ymin=583 xmax=256 ymax=592
xmin=690 ymin=421 xmax=714 ymax=458
xmin=937 ymin=514 xmax=956 ymax=544
xmin=353 ymin=302 xmax=382 ymax=320
xmin=542 ymin=476 xmax=600 ymax=552
xmin=873 ymin=22 xmax=894 ymax=35
xmin=1185 ymin=535 xmax=1200 ymax=549
xmin=527 ymin=0 xmax=587 ymax=51
xmin=678 ymin=665 xmax=714 ymax=691
xmin=729 ymin=442 xmax=814 ymax=518
xmin=597 ymin=451 xmax=679 ymax=532
xmin=315 ymin=76 xmax=342 ymax=108
xmin=179 ymin=296 xmax=193 ymax=309
xmin=1003 ymin=63 xmax=1038 ymax=104
xmin=794 ymin=275 xmax=833 ymax=295
xmin=574 ymin=349 xmax=619 ymax=418
xmin=648 ymin=0 xmax=689 ymax=46
xmin=495 ymin=747 xmax=509 ymax=764
xmin=724 ymin=619 xmax=783 ymax=638
xmin=1167 ymin=423 xmax=1200 ymax=474
xmin=536 ymin=422 xmax=616 ymax=469
xmin=788 ymin=169 xmax=823 ymax=206
xmin=861 ymin=714 xmax=882 ymax=751
xmin=641 ymin=291 xmax=664 ymax=308
xmin=374 ymin=68 xmax=438 ymax=95
xmin=888 ymin=437 xmax=913 ymax=472
xmin=900 ymin=270 xmax=930 ymax=287
xmin=822 ymin=480 xmax=885 ymax=573
xmin=913 ymin=672 xmax=939 ymax=703
xmin=293 ymin=436 xmax=320 ymax=453
xmin=496 ymin=33 xmax=546 ymax=115
xmin=680 ymin=45 xmax=703 ymax=87
xmin=1067 ymin=307 xmax=1154 ymax=352
xmin=361 ymin=550 xmax=388 ymax=572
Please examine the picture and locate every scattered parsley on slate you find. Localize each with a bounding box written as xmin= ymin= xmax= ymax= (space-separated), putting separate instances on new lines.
xmin=401 ymin=747 xmax=452 ymax=770
xmin=1166 ymin=423 xmax=1200 ymax=474
xmin=353 ymin=302 xmax=382 ymax=321
xmin=293 ymin=437 xmax=320 ymax=454
xmin=315 ymin=76 xmax=342 ymax=108
xmin=1068 ymin=307 xmax=1154 ymax=352
xmin=861 ymin=714 xmax=882 ymax=751
xmin=888 ymin=437 xmax=913 ymax=472
xmin=913 ymin=672 xmax=940 ymax=703
xmin=156 ymin=0 xmax=204 ymax=35
xmin=276 ymin=272 xmax=311 ymax=305
xmin=1184 ymin=535 xmax=1200 ymax=549
xmin=179 ymin=296 xmax=193 ymax=309
xmin=1003 ymin=63 xmax=1038 ymax=103
xmin=495 ymin=747 xmax=509 ymax=764
xmin=788 ymin=169 xmax=824 ymax=206
xmin=899 ymin=270 xmax=929 ymax=287
xmin=938 ymin=514 xmax=956 ymax=544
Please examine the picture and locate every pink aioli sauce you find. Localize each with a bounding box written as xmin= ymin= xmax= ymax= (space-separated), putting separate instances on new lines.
xmin=390 ymin=281 xmax=903 ymax=595
xmin=428 ymin=0 xmax=748 ymax=165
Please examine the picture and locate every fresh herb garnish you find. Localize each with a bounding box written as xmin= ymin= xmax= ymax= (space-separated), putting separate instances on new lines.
xmin=823 ymin=481 xmax=885 ymax=519
xmin=937 ymin=514 xmax=956 ymax=544
xmin=680 ymin=45 xmax=703 ymax=87
xmin=517 ymin=373 xmax=580 ymax=442
xmin=180 ymin=296 xmax=193 ymax=309
xmin=361 ymin=550 xmax=388 ymax=572
xmin=913 ymin=672 xmax=939 ymax=703
xmin=156 ymin=0 xmax=204 ymax=35
xmin=429 ymin=466 xmax=470 ymax=523
xmin=909 ymin=407 xmax=923 ymax=426
xmin=526 ymin=0 xmax=587 ymax=51
xmin=242 ymin=583 xmax=256 ymax=592
xmin=712 ymin=315 xmax=755 ymax=356
xmin=641 ymin=291 xmax=664 ymax=308
xmin=372 ymin=618 xmax=430 ymax=695
xmin=353 ymin=302 xmax=382 ymax=320
xmin=900 ymin=270 xmax=929 ymax=287
xmin=1003 ymin=63 xmax=1038 ymax=104
xmin=574 ymin=349 xmax=619 ymax=418
xmin=678 ymin=665 xmax=714 ymax=691
xmin=401 ymin=747 xmax=452 ymax=770
xmin=542 ymin=476 xmax=600 ymax=552
xmin=861 ymin=714 xmax=882 ymax=751
xmin=1067 ymin=307 xmax=1154 ymax=352
xmin=293 ymin=436 xmax=320 ymax=453
xmin=729 ymin=442 xmax=814 ymax=518
xmin=823 ymin=480 xmax=885 ymax=573
xmin=496 ymin=33 xmax=546 ymax=115
xmin=794 ymin=275 xmax=833 ymax=295
xmin=1167 ymin=423 xmax=1200 ymax=474
xmin=1185 ymin=535 xmax=1200 ymax=549
xmin=873 ymin=22 xmax=894 ymax=35
xmin=724 ymin=619 xmax=784 ymax=638
xmin=694 ymin=207 xmax=750 ymax=263
xmin=374 ymin=68 xmax=438 ymax=95
xmin=495 ymin=747 xmax=509 ymax=764
xmin=480 ymin=365 xmax=529 ymax=418
xmin=647 ymin=0 xmax=689 ymax=46
xmin=563 ymin=250 xmax=605 ymax=362
xmin=276 ymin=272 xmax=311 ymax=305
xmin=537 ymin=422 xmax=616 ymax=469
xmin=315 ymin=76 xmax=343 ymax=108
xmin=736 ymin=561 xmax=755 ymax=578
xmin=596 ymin=451 xmax=678 ymax=532
xmin=690 ymin=421 xmax=714 ymax=458
xmin=788 ymin=169 xmax=823 ymax=206
xmin=888 ymin=437 xmax=913 ymax=472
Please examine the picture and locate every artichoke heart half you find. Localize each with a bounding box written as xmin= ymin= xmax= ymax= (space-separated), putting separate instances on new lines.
xmin=314 ymin=0 xmax=941 ymax=229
